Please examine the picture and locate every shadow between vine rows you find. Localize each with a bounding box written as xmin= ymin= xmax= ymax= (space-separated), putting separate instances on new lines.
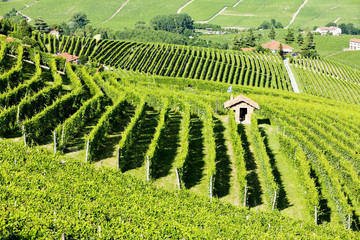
xmin=237 ymin=124 xmax=263 ymax=207
xmin=259 ymin=126 xmax=290 ymax=210
xmin=121 ymin=105 xmax=159 ymax=172
xmin=183 ymin=115 xmax=205 ymax=189
xmin=213 ymin=117 xmax=231 ymax=198
xmin=151 ymin=111 xmax=181 ymax=179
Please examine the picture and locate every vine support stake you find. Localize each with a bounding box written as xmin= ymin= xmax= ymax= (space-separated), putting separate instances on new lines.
xmin=53 ymin=131 xmax=56 ymax=155
xmin=210 ymin=175 xmax=213 ymax=201
xmin=116 ymin=147 xmax=120 ymax=170
xmin=175 ymin=167 xmax=181 ymax=190
xmin=85 ymin=139 xmax=90 ymax=162
xmin=16 ymin=105 xmax=20 ymax=123
xmin=244 ymin=184 xmax=248 ymax=208
xmin=348 ymin=214 xmax=351 ymax=230
xmin=22 ymin=125 xmax=26 ymax=147
xmin=61 ymin=233 xmax=65 ymax=240
xmin=61 ymin=125 xmax=64 ymax=146
xmin=146 ymin=156 xmax=150 ymax=182
xmin=315 ymin=206 xmax=318 ymax=224
xmin=272 ymin=190 xmax=277 ymax=210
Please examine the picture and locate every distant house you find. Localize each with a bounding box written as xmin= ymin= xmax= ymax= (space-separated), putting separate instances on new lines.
xmin=262 ymin=41 xmax=293 ymax=54
xmin=5 ymin=38 xmax=15 ymax=43
xmin=349 ymin=38 xmax=360 ymax=50
xmin=57 ymin=52 xmax=80 ymax=64
xmin=241 ymin=47 xmax=256 ymax=52
xmin=315 ymin=27 xmax=342 ymax=36
xmin=49 ymin=29 xmax=59 ymax=38
xmin=224 ymin=95 xmax=260 ymax=124
xmin=93 ymin=34 xmax=102 ymax=41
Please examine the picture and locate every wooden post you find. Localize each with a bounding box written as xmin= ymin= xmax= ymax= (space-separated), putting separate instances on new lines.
xmin=209 ymin=175 xmax=213 ymax=201
xmin=16 ymin=105 xmax=20 ymax=123
xmin=14 ymin=201 xmax=17 ymax=207
xmin=61 ymin=233 xmax=65 ymax=240
xmin=98 ymin=225 xmax=101 ymax=238
xmin=53 ymin=131 xmax=56 ymax=155
xmin=85 ymin=139 xmax=90 ymax=162
xmin=272 ymin=190 xmax=277 ymax=210
xmin=146 ymin=156 xmax=150 ymax=181
xmin=315 ymin=206 xmax=318 ymax=224
xmin=61 ymin=125 xmax=64 ymax=146
xmin=215 ymin=101 xmax=218 ymax=114
xmin=116 ymin=147 xmax=120 ymax=170
xmin=348 ymin=214 xmax=351 ymax=230
xmin=22 ymin=125 xmax=26 ymax=147
xmin=175 ymin=167 xmax=181 ymax=190
xmin=243 ymin=184 xmax=248 ymax=207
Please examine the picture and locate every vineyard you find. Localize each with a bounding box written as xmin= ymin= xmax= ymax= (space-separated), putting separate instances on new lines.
xmin=2 ymin=38 xmax=360 ymax=237
xmin=34 ymin=33 xmax=293 ymax=91
xmin=292 ymin=56 xmax=360 ymax=104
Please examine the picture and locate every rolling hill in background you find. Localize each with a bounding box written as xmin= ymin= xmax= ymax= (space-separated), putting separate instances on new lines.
xmin=1 ymin=0 xmax=359 ymax=29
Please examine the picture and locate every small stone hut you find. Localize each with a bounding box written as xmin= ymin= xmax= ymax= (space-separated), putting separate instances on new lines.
xmin=224 ymin=95 xmax=260 ymax=124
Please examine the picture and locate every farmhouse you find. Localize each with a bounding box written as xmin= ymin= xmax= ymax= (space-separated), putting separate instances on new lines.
xmin=262 ymin=41 xmax=293 ymax=54
xmin=349 ymin=38 xmax=360 ymax=50
xmin=57 ymin=52 xmax=80 ymax=64
xmin=224 ymin=95 xmax=260 ymax=124
xmin=49 ymin=29 xmax=59 ymax=38
xmin=315 ymin=27 xmax=342 ymax=36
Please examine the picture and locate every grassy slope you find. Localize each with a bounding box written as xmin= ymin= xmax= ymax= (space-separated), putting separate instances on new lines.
xmin=1 ymin=0 xmax=358 ymax=29
xmin=211 ymin=0 xmax=303 ymax=28
xmin=327 ymin=50 xmax=360 ymax=69
xmin=20 ymin=0 xmax=126 ymax=25
xmin=0 ymin=0 xmax=35 ymax=16
xmin=181 ymin=0 xmax=238 ymax=21
xmin=291 ymin=0 xmax=360 ymax=29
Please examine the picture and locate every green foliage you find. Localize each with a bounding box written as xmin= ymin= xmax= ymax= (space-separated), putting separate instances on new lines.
xmin=150 ymin=14 xmax=193 ymax=34
xmin=34 ymin=18 xmax=50 ymax=34
xmin=268 ymin=27 xmax=276 ymax=40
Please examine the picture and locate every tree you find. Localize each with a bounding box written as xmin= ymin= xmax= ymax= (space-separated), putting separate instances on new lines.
xmin=279 ymin=43 xmax=284 ymax=57
xmin=284 ymin=28 xmax=295 ymax=44
xmin=247 ymin=29 xmax=256 ymax=47
xmin=259 ymin=21 xmax=271 ymax=29
xmin=150 ymin=14 xmax=193 ymax=34
xmin=34 ymin=18 xmax=50 ymax=33
xmin=269 ymin=27 xmax=276 ymax=40
xmin=70 ymin=13 xmax=90 ymax=29
xmin=302 ymin=31 xmax=315 ymax=50
xmin=0 ymin=19 xmax=12 ymax=35
xmin=16 ymin=19 xmax=32 ymax=38
xmin=297 ymin=33 xmax=304 ymax=45
xmin=325 ymin=22 xmax=337 ymax=27
xmin=275 ymin=22 xmax=283 ymax=29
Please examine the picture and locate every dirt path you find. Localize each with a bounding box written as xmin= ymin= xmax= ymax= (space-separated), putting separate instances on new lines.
xmin=195 ymin=0 xmax=244 ymax=24
xmin=177 ymin=0 xmax=195 ymax=14
xmin=17 ymin=0 xmax=38 ymax=23
xmin=334 ymin=17 xmax=341 ymax=23
xmin=284 ymin=0 xmax=308 ymax=29
xmin=102 ymin=0 xmax=130 ymax=23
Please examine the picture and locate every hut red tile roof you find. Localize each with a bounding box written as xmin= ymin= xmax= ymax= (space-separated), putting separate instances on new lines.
xmin=5 ymin=38 xmax=15 ymax=43
xmin=224 ymin=95 xmax=260 ymax=109
xmin=49 ymin=29 xmax=59 ymax=34
xmin=350 ymin=38 xmax=360 ymax=43
xmin=262 ymin=41 xmax=293 ymax=50
xmin=57 ymin=52 xmax=79 ymax=62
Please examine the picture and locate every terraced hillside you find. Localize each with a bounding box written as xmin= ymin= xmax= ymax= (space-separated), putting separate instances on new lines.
xmin=36 ymin=33 xmax=292 ymax=90
xmin=2 ymin=42 xmax=360 ymax=235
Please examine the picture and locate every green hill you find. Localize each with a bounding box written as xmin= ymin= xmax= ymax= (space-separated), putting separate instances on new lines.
xmin=1 ymin=0 xmax=359 ymax=30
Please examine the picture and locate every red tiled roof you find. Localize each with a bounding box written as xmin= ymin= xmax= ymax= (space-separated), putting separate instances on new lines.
xmin=317 ymin=26 xmax=340 ymax=31
xmin=224 ymin=95 xmax=260 ymax=109
xmin=57 ymin=52 xmax=79 ymax=62
xmin=5 ymin=38 xmax=15 ymax=43
xmin=350 ymin=38 xmax=360 ymax=43
xmin=241 ymin=47 xmax=256 ymax=51
xmin=49 ymin=29 xmax=59 ymax=34
xmin=262 ymin=41 xmax=293 ymax=50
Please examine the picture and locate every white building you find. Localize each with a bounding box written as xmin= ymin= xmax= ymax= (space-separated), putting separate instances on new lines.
xmin=49 ymin=29 xmax=59 ymax=38
xmin=315 ymin=27 xmax=342 ymax=36
xmin=350 ymin=38 xmax=360 ymax=50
